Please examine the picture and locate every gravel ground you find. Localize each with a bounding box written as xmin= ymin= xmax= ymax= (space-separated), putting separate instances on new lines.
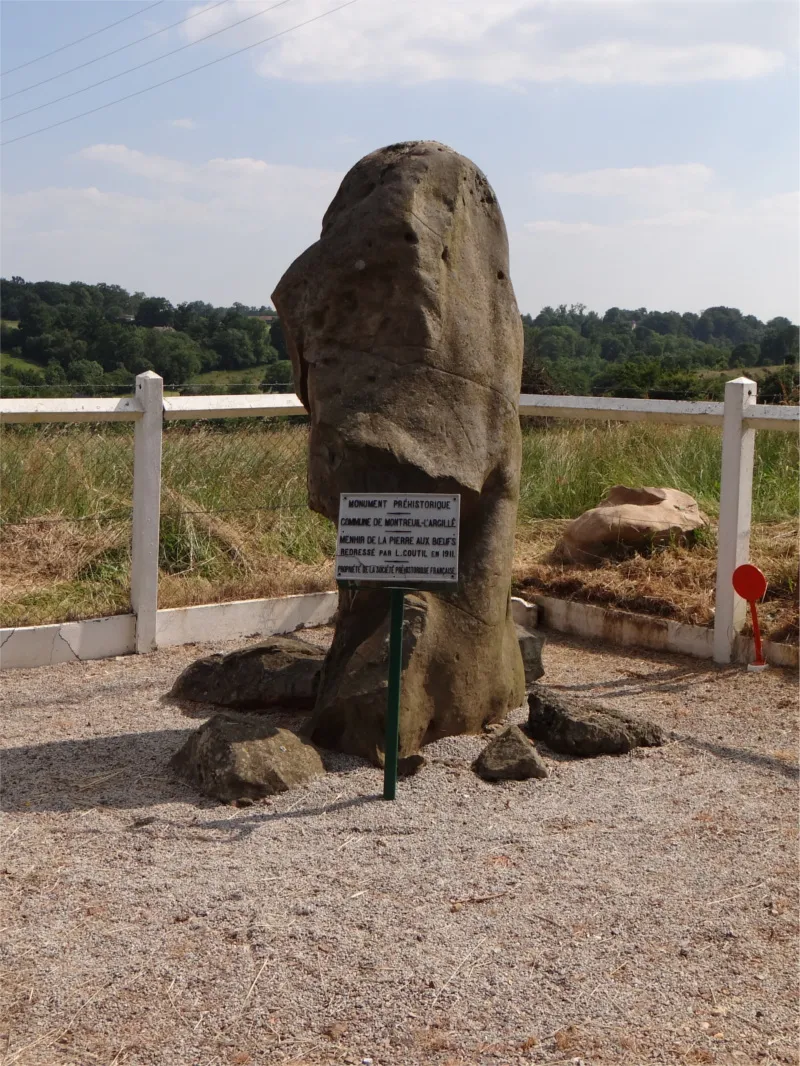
xmin=1 ymin=630 xmax=797 ymax=1066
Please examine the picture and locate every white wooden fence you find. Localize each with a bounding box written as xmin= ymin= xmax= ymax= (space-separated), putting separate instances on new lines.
xmin=1 ymin=373 xmax=797 ymax=669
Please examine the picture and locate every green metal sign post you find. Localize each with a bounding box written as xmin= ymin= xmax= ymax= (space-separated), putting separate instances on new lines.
xmin=335 ymin=492 xmax=460 ymax=802
xmin=383 ymin=587 xmax=406 ymax=801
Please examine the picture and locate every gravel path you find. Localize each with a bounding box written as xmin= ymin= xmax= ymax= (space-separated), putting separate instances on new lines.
xmin=1 ymin=631 xmax=797 ymax=1066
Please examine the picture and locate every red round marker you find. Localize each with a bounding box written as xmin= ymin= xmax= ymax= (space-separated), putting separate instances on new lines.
xmin=732 ymin=564 xmax=768 ymax=671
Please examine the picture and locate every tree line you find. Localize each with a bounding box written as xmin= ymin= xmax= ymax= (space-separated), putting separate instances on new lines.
xmin=522 ymin=303 xmax=798 ymax=403
xmin=1 ymin=276 xmax=797 ymax=402
xmin=0 ymin=276 xmax=291 ymax=394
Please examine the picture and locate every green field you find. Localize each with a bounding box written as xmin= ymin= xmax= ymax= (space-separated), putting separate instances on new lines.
xmin=1 ymin=420 xmax=797 ymax=634
xmin=696 ymin=364 xmax=785 ymax=380
xmin=1 ymin=350 xmax=44 ymax=376
xmin=191 ymin=364 xmax=283 ymax=386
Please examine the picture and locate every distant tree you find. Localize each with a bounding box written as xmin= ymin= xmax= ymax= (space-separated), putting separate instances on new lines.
xmin=135 ymin=296 xmax=175 ymax=328
xmin=142 ymin=330 xmax=201 ymax=383
xmin=24 ymin=329 xmax=87 ymax=368
xmin=267 ymin=360 xmax=293 ymax=385
xmin=18 ymin=294 xmax=54 ymax=340
xmin=0 ymin=322 xmax=22 ymax=350
xmin=729 ymin=342 xmax=759 ymax=369
xmin=211 ymin=328 xmax=256 ymax=370
xmin=89 ymin=324 xmax=148 ymax=373
xmin=759 ymin=322 xmax=799 ymax=366
xmin=69 ymin=359 xmax=106 ymax=385
xmin=640 ymin=310 xmax=683 ymax=336
xmin=536 ymin=325 xmax=578 ymax=361
xmin=0 ymin=275 xmax=27 ymax=319
xmin=600 ymin=335 xmax=631 ymax=362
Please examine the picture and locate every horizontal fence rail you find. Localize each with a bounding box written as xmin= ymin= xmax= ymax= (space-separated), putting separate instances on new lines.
xmin=0 ymin=395 xmax=143 ymax=423
xmin=1 ymin=373 xmax=797 ymax=668
xmin=4 ymin=390 xmax=797 ymax=431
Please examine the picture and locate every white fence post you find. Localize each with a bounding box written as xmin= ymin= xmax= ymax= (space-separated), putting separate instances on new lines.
xmin=131 ymin=371 xmax=164 ymax=653
xmin=713 ymin=376 xmax=757 ymax=664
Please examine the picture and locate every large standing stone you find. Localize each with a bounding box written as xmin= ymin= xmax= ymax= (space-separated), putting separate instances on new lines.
xmin=272 ymin=141 xmax=525 ymax=764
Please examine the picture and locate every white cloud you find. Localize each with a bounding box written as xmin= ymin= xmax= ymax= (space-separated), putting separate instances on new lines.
xmin=528 ymin=165 xmax=799 ymax=232
xmin=2 ymin=146 xmax=343 ymax=304
xmin=539 ymin=164 xmax=715 ymax=205
xmin=74 ymin=144 xmax=341 ymax=210
xmin=522 ymin=164 xmax=799 ymax=317
xmin=516 ymin=211 xmax=799 ymax=319
xmin=180 ymin=0 xmax=789 ymax=85
xmin=169 ymin=118 xmax=198 ymax=130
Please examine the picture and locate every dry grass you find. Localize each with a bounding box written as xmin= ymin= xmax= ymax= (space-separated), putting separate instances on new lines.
xmin=1 ymin=420 xmax=797 ymax=636
xmin=514 ymin=520 xmax=798 ymax=643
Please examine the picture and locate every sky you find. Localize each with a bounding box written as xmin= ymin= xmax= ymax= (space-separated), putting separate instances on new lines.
xmin=1 ymin=0 xmax=798 ymax=320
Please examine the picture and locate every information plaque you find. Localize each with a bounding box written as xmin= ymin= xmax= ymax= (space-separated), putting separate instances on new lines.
xmin=335 ymin=493 xmax=460 ymax=584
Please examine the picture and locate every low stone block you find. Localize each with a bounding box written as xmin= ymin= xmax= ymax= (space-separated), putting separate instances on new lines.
xmin=527 ymin=688 xmax=664 ymax=757
xmin=171 ymin=713 xmax=326 ymax=802
xmin=473 ymin=725 xmax=549 ymax=781
xmin=170 ymin=635 xmax=324 ymax=710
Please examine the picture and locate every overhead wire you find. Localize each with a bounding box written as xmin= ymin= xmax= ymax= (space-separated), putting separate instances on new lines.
xmin=1 ymin=0 xmax=359 ymax=147
xmin=1 ymin=1 xmax=165 ymax=77
xmin=3 ymin=0 xmax=301 ymax=124
xmin=4 ymin=0 xmax=231 ymax=101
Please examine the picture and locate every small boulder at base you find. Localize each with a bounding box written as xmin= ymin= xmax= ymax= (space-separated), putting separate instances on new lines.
xmin=527 ymin=689 xmax=664 ymax=757
xmin=473 ymin=725 xmax=549 ymax=781
xmin=554 ymin=485 xmax=708 ymax=563
xmin=171 ymin=714 xmax=325 ymax=802
xmin=517 ymin=624 xmax=545 ymax=687
xmin=170 ymin=635 xmax=325 ymax=710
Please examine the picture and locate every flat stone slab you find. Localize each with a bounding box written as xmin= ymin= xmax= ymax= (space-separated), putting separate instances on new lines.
xmin=473 ymin=725 xmax=549 ymax=781
xmin=527 ymin=687 xmax=664 ymax=757
xmin=171 ymin=714 xmax=325 ymax=802
xmin=170 ymin=635 xmax=324 ymax=710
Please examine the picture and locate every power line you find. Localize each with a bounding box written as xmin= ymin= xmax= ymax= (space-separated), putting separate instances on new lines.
xmin=4 ymin=0 xmax=231 ymax=101
xmin=1 ymin=1 xmax=166 ymax=77
xmin=4 ymin=0 xmax=300 ymax=124
xmin=1 ymin=0 xmax=359 ymax=147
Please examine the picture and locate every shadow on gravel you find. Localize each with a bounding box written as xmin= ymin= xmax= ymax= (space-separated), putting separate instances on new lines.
xmin=547 ymin=663 xmax=734 ymax=698
xmin=0 ymin=728 xmax=201 ymax=813
xmin=166 ymin=795 xmax=384 ymax=841
xmin=677 ymin=736 xmax=799 ymax=780
xmin=1 ymin=732 xmax=383 ymax=815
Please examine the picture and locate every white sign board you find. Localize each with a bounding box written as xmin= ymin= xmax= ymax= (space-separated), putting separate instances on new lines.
xmin=335 ymin=493 xmax=460 ymax=584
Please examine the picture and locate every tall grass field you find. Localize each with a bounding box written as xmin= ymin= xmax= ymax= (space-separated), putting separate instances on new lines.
xmin=1 ymin=420 xmax=797 ymax=638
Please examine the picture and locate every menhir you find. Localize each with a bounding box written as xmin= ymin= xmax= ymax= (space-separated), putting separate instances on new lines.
xmin=272 ymin=141 xmax=525 ymax=765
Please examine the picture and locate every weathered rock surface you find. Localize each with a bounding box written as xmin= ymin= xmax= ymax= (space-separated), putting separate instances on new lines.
xmin=517 ymin=624 xmax=545 ymax=687
xmin=527 ymin=688 xmax=664 ymax=757
xmin=473 ymin=725 xmax=548 ymax=781
xmin=272 ymin=141 xmax=525 ymax=764
xmin=555 ymin=485 xmax=708 ymax=563
xmin=170 ymin=635 xmax=324 ymax=710
xmin=171 ymin=714 xmax=325 ymax=802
